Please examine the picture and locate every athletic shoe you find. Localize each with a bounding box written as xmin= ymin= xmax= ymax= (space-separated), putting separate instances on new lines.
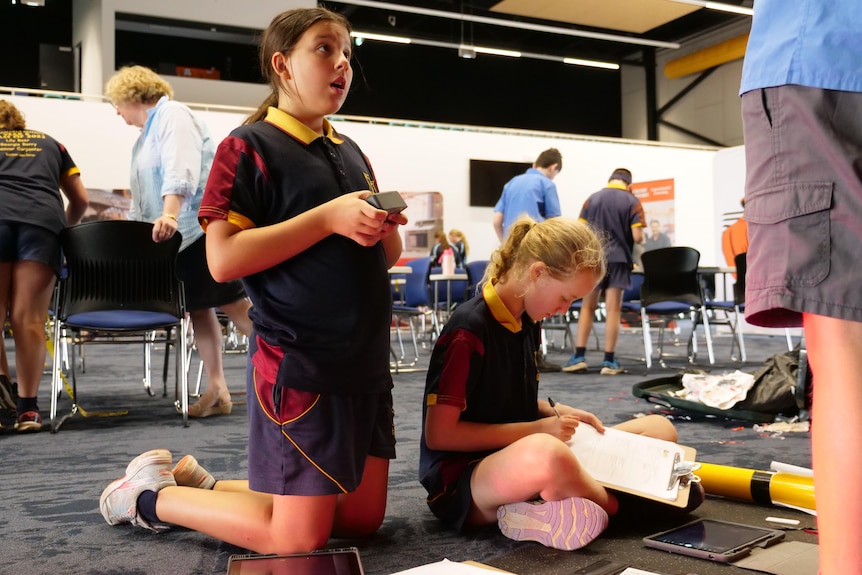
xmin=562 ymin=355 xmax=588 ymax=373
xmin=14 ymin=410 xmax=42 ymax=433
xmin=599 ymin=360 xmax=626 ymax=375
xmin=172 ymin=454 xmax=216 ymax=489
xmin=497 ymin=497 xmax=609 ymax=551
xmin=99 ymin=449 xmax=176 ymax=531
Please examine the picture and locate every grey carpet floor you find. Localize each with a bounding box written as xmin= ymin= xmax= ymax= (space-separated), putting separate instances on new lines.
xmin=0 ymin=322 xmax=817 ymax=575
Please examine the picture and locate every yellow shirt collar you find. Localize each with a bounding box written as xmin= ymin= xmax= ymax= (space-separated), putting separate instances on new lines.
xmin=264 ymin=107 xmax=344 ymax=145
xmin=482 ymin=281 xmax=525 ymax=333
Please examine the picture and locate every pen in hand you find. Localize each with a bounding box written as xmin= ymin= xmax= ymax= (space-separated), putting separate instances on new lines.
xmin=548 ymin=397 xmax=562 ymax=419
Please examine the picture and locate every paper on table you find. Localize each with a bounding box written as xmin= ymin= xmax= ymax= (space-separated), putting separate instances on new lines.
xmin=389 ymin=558 xmax=514 ymax=575
xmin=567 ymin=425 xmax=685 ymax=501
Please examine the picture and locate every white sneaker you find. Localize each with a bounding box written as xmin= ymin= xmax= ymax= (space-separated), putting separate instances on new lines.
xmin=99 ymin=449 xmax=176 ymax=531
xmin=497 ymin=497 xmax=608 ymax=550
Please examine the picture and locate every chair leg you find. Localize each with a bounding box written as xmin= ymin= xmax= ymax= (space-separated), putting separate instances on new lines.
xmin=176 ymin=317 xmax=189 ymax=427
xmin=50 ymin=310 xmax=62 ymax=432
xmin=142 ymin=330 xmax=155 ymax=397
xmin=688 ymin=312 xmax=699 ymax=363
xmin=162 ymin=326 xmax=172 ymax=397
xmin=733 ymin=307 xmax=747 ymax=362
xmin=641 ymin=308 xmax=653 ymax=368
xmin=701 ymin=308 xmax=714 ymax=364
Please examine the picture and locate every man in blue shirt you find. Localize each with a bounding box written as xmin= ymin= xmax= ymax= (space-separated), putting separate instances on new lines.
xmin=493 ymin=148 xmax=563 ymax=372
xmin=740 ymin=1 xmax=862 ymax=572
xmin=493 ymin=148 xmax=562 ymax=242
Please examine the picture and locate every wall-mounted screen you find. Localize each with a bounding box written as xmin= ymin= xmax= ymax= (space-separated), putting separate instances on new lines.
xmin=469 ymin=159 xmax=531 ymax=207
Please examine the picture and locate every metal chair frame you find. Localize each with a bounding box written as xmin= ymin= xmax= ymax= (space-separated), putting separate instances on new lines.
xmin=639 ymin=247 xmax=713 ymax=368
xmin=50 ymin=221 xmax=189 ymax=432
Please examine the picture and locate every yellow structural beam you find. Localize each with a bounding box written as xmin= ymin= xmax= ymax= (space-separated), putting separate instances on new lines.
xmin=664 ymin=33 xmax=749 ymax=79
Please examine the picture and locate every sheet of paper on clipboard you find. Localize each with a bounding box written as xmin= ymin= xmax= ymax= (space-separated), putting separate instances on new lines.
xmin=567 ymin=425 xmax=698 ymax=506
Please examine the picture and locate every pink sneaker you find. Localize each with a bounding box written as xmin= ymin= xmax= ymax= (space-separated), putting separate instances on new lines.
xmin=497 ymin=497 xmax=608 ymax=550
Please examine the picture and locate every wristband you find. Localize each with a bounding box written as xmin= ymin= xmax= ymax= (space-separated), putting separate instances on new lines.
xmin=162 ymin=213 xmax=177 ymax=221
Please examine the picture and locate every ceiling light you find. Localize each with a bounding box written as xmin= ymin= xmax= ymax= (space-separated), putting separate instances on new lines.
xmin=474 ymin=46 xmax=521 ymax=58
xmin=705 ymin=1 xmax=754 ymax=15
xmin=350 ymin=31 xmax=411 ymax=44
xmin=669 ymin=0 xmax=754 ymax=16
xmin=563 ymin=57 xmax=620 ymax=70
xmin=351 ymin=33 xmax=619 ymax=70
xmin=457 ymin=45 xmax=476 ymax=59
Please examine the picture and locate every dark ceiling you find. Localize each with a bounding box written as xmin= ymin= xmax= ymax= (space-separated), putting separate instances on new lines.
xmin=0 ymin=0 xmax=753 ymax=138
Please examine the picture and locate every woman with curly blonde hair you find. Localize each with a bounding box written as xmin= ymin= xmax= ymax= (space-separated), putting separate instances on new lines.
xmin=105 ymin=66 xmax=252 ymax=418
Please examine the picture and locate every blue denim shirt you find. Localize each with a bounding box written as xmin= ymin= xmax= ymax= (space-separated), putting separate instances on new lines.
xmin=740 ymin=0 xmax=862 ymax=95
xmin=129 ymin=96 xmax=215 ymax=251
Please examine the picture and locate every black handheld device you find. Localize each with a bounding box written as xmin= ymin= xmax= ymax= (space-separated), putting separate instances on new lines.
xmin=366 ymin=191 xmax=407 ymax=214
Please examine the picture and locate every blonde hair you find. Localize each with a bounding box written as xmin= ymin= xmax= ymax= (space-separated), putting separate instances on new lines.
xmin=104 ymin=65 xmax=174 ymax=106
xmin=482 ymin=217 xmax=605 ymax=289
xmin=0 ymin=100 xmax=26 ymax=129
xmin=448 ymin=228 xmax=469 ymax=256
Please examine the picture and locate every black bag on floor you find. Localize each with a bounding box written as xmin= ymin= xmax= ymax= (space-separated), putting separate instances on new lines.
xmin=734 ymin=347 xmax=808 ymax=416
xmin=633 ymin=346 xmax=811 ymax=423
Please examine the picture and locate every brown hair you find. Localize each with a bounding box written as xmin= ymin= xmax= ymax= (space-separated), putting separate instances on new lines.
xmin=481 ymin=217 xmax=605 ymax=290
xmin=245 ymin=7 xmax=352 ymax=125
xmin=433 ymin=230 xmax=451 ymax=251
xmin=535 ymin=148 xmax=562 ymax=171
xmin=0 ymin=100 xmax=26 ymax=130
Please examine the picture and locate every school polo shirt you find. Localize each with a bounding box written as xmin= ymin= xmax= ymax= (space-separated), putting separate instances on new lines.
xmin=200 ymin=108 xmax=392 ymax=395
xmin=419 ymin=281 xmax=540 ymax=496
xmin=0 ymin=129 xmax=80 ymax=234
xmin=579 ymin=183 xmax=645 ymax=266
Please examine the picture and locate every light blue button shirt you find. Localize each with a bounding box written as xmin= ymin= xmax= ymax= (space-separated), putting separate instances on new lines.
xmin=493 ymin=168 xmax=561 ymax=239
xmin=740 ymin=0 xmax=862 ymax=95
xmin=129 ymin=96 xmax=215 ymax=251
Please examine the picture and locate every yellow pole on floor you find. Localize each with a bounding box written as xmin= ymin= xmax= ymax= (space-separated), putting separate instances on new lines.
xmin=697 ymin=462 xmax=816 ymax=512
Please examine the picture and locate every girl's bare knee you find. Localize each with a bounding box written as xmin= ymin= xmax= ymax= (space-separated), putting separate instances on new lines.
xmin=269 ymin=530 xmax=329 ymax=555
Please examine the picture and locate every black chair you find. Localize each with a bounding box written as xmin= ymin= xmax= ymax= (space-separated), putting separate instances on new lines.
xmin=50 ymin=220 xmax=189 ymax=432
xmin=639 ymin=247 xmax=713 ymax=368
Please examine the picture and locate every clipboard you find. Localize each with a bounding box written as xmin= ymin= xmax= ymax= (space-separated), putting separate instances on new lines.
xmin=567 ymin=426 xmax=700 ymax=507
